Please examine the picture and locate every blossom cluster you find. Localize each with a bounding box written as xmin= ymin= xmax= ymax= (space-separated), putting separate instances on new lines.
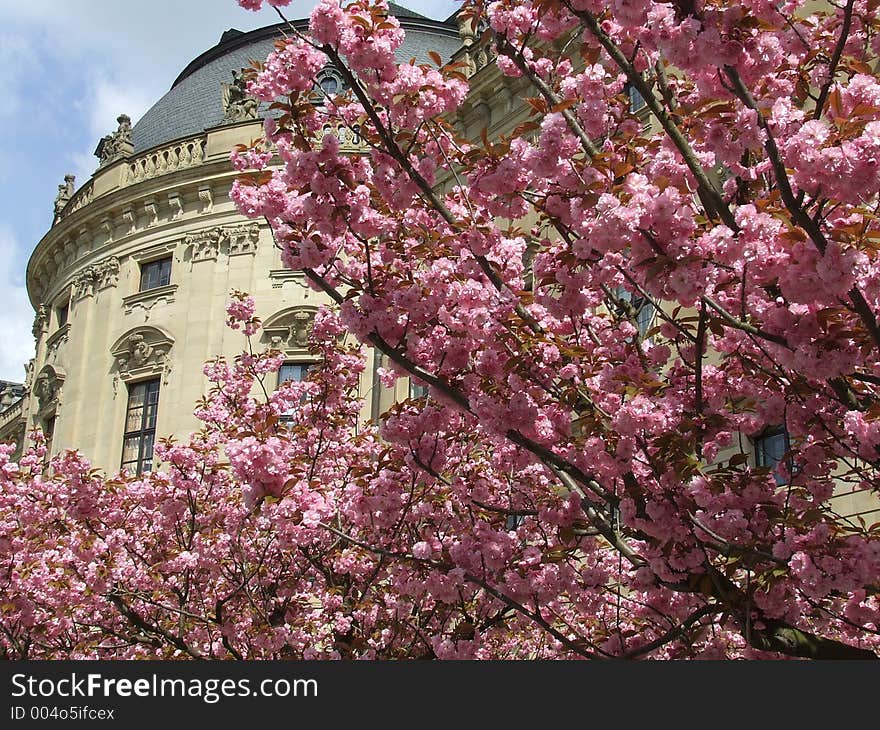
xmin=2 ymin=0 xmax=880 ymax=660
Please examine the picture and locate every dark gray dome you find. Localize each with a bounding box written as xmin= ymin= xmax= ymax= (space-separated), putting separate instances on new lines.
xmin=131 ymin=13 xmax=462 ymax=154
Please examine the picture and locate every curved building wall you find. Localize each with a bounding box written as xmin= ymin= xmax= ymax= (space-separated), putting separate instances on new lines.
xmin=28 ymin=122 xmax=312 ymax=471
xmin=25 ymin=14 xmax=462 ymax=474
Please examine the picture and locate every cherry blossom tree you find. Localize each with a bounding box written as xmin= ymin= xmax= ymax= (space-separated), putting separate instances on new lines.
xmin=3 ymin=0 xmax=880 ymax=659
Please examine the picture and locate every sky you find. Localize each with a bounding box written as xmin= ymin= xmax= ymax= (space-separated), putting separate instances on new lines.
xmin=0 ymin=0 xmax=462 ymax=383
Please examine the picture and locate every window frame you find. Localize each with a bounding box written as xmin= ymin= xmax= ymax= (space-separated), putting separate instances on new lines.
xmin=139 ymin=256 xmax=172 ymax=293
xmin=754 ymin=425 xmax=791 ymax=486
xmin=120 ymin=378 xmax=160 ymax=475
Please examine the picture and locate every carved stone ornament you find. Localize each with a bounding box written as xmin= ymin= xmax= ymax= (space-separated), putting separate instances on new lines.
xmin=289 ymin=310 xmax=314 ymax=347
xmin=95 ymin=114 xmax=134 ymax=167
xmin=32 ymin=304 xmax=49 ymax=339
xmin=221 ymin=70 xmax=259 ymax=124
xmin=72 ymin=267 xmax=97 ymax=300
xmin=144 ymin=199 xmax=159 ymax=227
xmin=185 ymin=227 xmax=223 ymax=262
xmin=263 ymin=307 xmax=317 ymax=352
xmin=33 ymin=365 xmax=65 ymax=412
xmin=198 ymin=186 xmax=213 ymax=214
xmin=111 ymin=326 xmax=174 ymax=384
xmin=122 ymin=208 xmax=136 ymax=235
xmin=100 ymin=216 xmax=114 ymax=243
xmin=227 ymin=223 xmax=260 ymax=256
xmin=52 ymin=174 xmax=76 ymax=222
xmin=71 ymin=256 xmax=120 ymax=300
xmin=185 ymin=223 xmax=259 ymax=262
xmin=168 ymin=192 xmax=183 ymax=220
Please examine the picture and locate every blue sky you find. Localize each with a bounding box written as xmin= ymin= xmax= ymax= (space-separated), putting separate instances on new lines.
xmin=0 ymin=0 xmax=462 ymax=382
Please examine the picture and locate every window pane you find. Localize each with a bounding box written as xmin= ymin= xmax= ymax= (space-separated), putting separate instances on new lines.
xmin=56 ymin=303 xmax=69 ymax=328
xmin=158 ymin=259 xmax=172 ymax=287
xmin=122 ymin=378 xmax=160 ymax=474
xmin=278 ymin=363 xmax=312 ymax=421
xmin=125 ymin=407 xmax=144 ymax=433
xmin=279 ymin=363 xmax=310 ymax=385
xmin=129 ymin=382 xmax=147 ymax=405
xmin=634 ymin=296 xmax=655 ymax=337
xmin=140 ymin=433 xmax=155 ymax=473
xmin=140 ymin=258 xmax=172 ymax=291
xmin=121 ymin=436 xmax=142 ymax=465
xmin=756 ymin=428 xmax=789 ymax=486
xmin=144 ymin=402 xmax=158 ymax=430
xmin=627 ymin=84 xmax=646 ymax=112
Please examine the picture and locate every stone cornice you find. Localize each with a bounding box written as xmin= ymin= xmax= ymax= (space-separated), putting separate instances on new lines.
xmin=27 ymin=121 xmax=265 ymax=310
xmin=27 ymin=164 xmax=236 ymax=309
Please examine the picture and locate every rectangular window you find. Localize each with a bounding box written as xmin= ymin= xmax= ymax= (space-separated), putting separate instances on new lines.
xmin=43 ymin=415 xmax=56 ymax=465
xmin=370 ymin=351 xmax=384 ymax=423
xmin=613 ymin=287 xmax=655 ymax=339
xmin=279 ymin=362 xmax=311 ymax=387
xmin=278 ymin=362 xmax=311 ymax=421
xmin=139 ymin=257 xmax=172 ymax=292
xmin=626 ymin=83 xmax=647 ymax=113
xmin=409 ymin=380 xmax=428 ymax=400
xmin=121 ymin=378 xmax=160 ymax=474
xmin=755 ymin=426 xmax=790 ymax=486
xmin=56 ymin=301 xmax=69 ymax=329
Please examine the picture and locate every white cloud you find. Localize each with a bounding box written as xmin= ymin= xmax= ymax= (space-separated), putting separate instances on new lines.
xmin=83 ymin=76 xmax=156 ymax=144
xmin=0 ymin=226 xmax=35 ymax=383
xmin=0 ymin=0 xmax=464 ymax=386
xmin=0 ymin=34 xmax=31 ymax=120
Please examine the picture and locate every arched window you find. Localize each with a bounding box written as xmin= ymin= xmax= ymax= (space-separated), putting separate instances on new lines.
xmin=314 ymin=68 xmax=345 ymax=102
xmin=110 ymin=326 xmax=174 ymax=474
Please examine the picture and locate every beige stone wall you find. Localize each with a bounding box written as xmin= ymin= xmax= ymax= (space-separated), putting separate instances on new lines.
xmin=27 ymin=120 xmax=349 ymax=473
xmin=21 ymin=21 xmax=879 ymax=525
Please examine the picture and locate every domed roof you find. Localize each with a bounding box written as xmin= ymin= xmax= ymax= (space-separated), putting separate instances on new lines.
xmin=131 ymin=8 xmax=462 ymax=154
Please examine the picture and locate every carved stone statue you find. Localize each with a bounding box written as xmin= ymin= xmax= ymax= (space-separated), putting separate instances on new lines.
xmin=34 ymin=371 xmax=60 ymax=411
xmin=95 ymin=114 xmax=134 ymax=167
xmin=221 ymin=70 xmax=258 ymax=124
xmin=125 ymin=334 xmax=153 ymax=368
xmin=52 ymin=174 xmax=76 ymax=221
xmin=32 ymin=304 xmax=49 ymax=339
xmin=289 ymin=310 xmax=315 ymax=347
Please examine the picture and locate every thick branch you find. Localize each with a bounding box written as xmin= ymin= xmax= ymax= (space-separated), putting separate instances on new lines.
xmin=572 ymin=6 xmax=738 ymax=231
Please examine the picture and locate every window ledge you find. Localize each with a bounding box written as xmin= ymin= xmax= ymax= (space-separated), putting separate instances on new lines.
xmin=123 ymin=284 xmax=178 ymax=313
xmin=44 ymin=323 xmax=71 ymax=351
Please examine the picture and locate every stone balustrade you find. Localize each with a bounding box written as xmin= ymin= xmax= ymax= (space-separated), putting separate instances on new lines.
xmin=122 ymin=136 xmax=208 ymax=186
xmin=62 ymin=181 xmax=94 ymax=220
xmin=0 ymin=396 xmax=24 ymax=432
xmin=55 ymin=135 xmax=208 ymax=224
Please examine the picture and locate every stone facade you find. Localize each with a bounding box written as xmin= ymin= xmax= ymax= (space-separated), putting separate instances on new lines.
xmin=9 ymin=7 xmax=877 ymax=525
xmin=16 ymin=11 xmax=460 ymax=475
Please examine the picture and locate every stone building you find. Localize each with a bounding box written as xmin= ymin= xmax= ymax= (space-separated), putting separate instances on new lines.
xmin=4 ymin=3 xmax=877 ymax=525
xmin=15 ymin=5 xmax=463 ymax=474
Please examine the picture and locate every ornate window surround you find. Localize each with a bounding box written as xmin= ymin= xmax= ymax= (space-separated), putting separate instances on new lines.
xmin=110 ymin=325 xmax=174 ymax=393
xmin=44 ymin=323 xmax=71 ymax=354
xmin=33 ymin=363 xmax=66 ymax=417
xmin=261 ymin=306 xmax=319 ymax=355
